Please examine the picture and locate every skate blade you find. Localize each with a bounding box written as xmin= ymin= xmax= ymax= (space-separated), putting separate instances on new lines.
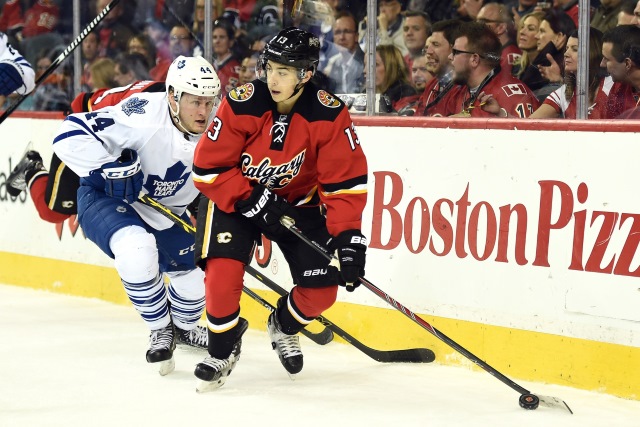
xmin=196 ymin=376 xmax=227 ymax=393
xmin=287 ymin=372 xmax=297 ymax=381
xmin=157 ymin=357 xmax=175 ymax=376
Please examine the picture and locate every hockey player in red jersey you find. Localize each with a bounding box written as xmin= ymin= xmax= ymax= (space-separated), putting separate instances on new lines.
xmin=6 ymin=80 xmax=167 ymax=223
xmin=192 ymin=27 xmax=368 ymax=391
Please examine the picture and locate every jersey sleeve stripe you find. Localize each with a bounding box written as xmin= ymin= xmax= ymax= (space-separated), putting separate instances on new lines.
xmin=52 ymin=129 xmax=90 ymax=144
xmin=192 ymin=172 xmax=219 ymax=184
xmin=192 ymin=165 xmax=232 ymax=183
xmin=320 ymin=185 xmax=367 ymax=197
xmin=321 ymin=174 xmax=367 ymax=194
xmin=64 ymin=115 xmax=106 ymax=145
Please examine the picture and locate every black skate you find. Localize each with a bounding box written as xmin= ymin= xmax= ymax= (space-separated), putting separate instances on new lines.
xmin=6 ymin=150 xmax=45 ymax=197
xmin=146 ymin=323 xmax=176 ymax=376
xmin=194 ymin=318 xmax=248 ymax=392
xmin=176 ymin=324 xmax=208 ymax=349
xmin=267 ymin=312 xmax=303 ymax=378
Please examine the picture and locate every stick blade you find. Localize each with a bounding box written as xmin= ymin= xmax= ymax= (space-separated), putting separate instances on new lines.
xmin=367 ymin=347 xmax=436 ymax=363
xmin=536 ymin=394 xmax=573 ymax=414
xmin=303 ymin=327 xmax=334 ymax=345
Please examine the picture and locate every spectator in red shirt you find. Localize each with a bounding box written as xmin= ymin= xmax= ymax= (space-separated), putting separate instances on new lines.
xmin=0 ymin=0 xmax=24 ymax=38
xmin=402 ymin=10 xmax=431 ymax=71
xmin=212 ymin=18 xmax=240 ymax=97
xmin=445 ymin=21 xmax=539 ymax=117
xmin=412 ymin=19 xmax=464 ymax=116
xmin=22 ymin=0 xmax=59 ymax=38
xmin=601 ymin=25 xmax=640 ymax=116
xmin=477 ymin=2 xmax=522 ymax=74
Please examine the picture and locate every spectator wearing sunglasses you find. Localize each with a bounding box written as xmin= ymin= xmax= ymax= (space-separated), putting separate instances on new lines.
xmin=444 ymin=21 xmax=539 ymax=117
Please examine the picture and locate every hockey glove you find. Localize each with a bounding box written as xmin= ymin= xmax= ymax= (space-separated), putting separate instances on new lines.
xmin=328 ymin=230 xmax=367 ymax=292
xmin=102 ymin=148 xmax=143 ymax=204
xmin=235 ymin=184 xmax=292 ymax=239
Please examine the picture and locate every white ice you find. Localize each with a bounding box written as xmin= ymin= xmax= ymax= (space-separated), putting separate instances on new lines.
xmin=1 ymin=284 xmax=639 ymax=427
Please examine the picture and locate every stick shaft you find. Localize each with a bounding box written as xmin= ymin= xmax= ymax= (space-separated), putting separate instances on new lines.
xmin=0 ymin=0 xmax=121 ymax=125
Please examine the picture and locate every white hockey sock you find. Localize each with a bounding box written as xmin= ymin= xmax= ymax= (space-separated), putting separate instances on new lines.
xmin=166 ymin=269 xmax=205 ymax=331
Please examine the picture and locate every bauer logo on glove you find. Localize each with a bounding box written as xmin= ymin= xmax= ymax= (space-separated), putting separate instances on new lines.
xmin=328 ymin=229 xmax=367 ymax=292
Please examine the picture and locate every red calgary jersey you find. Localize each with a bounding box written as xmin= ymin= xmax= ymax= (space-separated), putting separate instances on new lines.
xmin=443 ymin=69 xmax=539 ymax=117
xmin=70 ymin=80 xmax=165 ymax=113
xmin=193 ymin=80 xmax=368 ymax=236
xmin=22 ymin=0 xmax=58 ymax=37
xmin=413 ymin=77 xmax=461 ymax=117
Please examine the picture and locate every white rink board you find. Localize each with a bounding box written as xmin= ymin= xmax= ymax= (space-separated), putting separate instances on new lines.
xmin=1 ymin=117 xmax=639 ymax=348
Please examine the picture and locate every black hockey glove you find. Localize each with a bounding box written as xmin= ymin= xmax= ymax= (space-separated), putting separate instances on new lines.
xmin=102 ymin=148 xmax=143 ymax=204
xmin=235 ymin=184 xmax=292 ymax=239
xmin=328 ymin=230 xmax=367 ymax=292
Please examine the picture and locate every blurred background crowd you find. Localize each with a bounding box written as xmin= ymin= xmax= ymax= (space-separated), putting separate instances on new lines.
xmin=2 ymin=0 xmax=639 ymax=119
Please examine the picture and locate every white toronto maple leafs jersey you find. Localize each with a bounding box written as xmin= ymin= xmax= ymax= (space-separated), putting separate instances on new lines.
xmin=53 ymin=92 xmax=206 ymax=230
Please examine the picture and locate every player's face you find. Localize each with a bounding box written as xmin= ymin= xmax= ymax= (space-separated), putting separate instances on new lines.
xmin=449 ymin=37 xmax=473 ymax=85
xmin=266 ymin=60 xmax=304 ymax=104
xmin=563 ymin=37 xmax=578 ymax=74
xmin=425 ymin=32 xmax=452 ymax=76
xmin=518 ymin=16 xmax=540 ymax=52
xmin=601 ymin=42 xmax=627 ymax=83
xmin=176 ymin=93 xmax=216 ymax=134
xmin=411 ymin=56 xmax=432 ymax=91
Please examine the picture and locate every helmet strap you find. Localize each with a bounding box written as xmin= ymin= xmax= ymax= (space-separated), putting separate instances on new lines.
xmin=168 ymin=90 xmax=199 ymax=137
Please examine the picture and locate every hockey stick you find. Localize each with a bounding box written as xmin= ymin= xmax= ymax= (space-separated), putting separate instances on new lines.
xmin=137 ymin=193 xmax=332 ymax=345
xmin=279 ymin=216 xmax=573 ymax=414
xmin=245 ymin=264 xmax=435 ymax=363
xmin=0 ymin=0 xmax=121 ymax=126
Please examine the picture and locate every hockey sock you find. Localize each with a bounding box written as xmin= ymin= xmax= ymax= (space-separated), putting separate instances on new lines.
xmin=166 ymin=269 xmax=205 ymax=330
xmin=275 ymin=292 xmax=313 ymax=335
xmin=203 ymin=257 xmax=244 ymax=317
xmin=205 ymin=309 xmax=242 ymax=359
xmin=29 ymin=175 xmax=70 ymax=223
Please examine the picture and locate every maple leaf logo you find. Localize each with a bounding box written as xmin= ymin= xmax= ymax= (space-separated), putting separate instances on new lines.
xmin=143 ymin=161 xmax=190 ymax=199
xmin=121 ymin=97 xmax=149 ymax=116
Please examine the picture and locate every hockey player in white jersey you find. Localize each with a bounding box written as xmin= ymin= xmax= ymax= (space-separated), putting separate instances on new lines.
xmin=52 ymin=56 xmax=220 ymax=376
xmin=0 ymin=32 xmax=35 ymax=105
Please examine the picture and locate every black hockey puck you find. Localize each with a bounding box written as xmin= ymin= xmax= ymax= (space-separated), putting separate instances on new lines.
xmin=519 ymin=393 xmax=540 ymax=410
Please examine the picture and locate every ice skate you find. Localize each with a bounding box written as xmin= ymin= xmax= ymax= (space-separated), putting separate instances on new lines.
xmin=194 ymin=318 xmax=248 ymax=392
xmin=146 ymin=323 xmax=176 ymax=376
xmin=6 ymin=150 xmax=45 ymax=197
xmin=176 ymin=324 xmax=208 ymax=350
xmin=267 ymin=312 xmax=303 ymax=379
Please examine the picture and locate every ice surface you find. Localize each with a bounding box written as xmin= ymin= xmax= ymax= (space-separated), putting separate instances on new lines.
xmin=1 ymin=284 xmax=638 ymax=427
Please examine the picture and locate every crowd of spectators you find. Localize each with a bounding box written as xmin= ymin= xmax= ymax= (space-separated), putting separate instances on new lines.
xmin=0 ymin=0 xmax=639 ymax=118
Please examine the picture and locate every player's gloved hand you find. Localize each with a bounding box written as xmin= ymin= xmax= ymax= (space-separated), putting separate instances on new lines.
xmin=328 ymin=230 xmax=367 ymax=292
xmin=102 ymin=148 xmax=143 ymax=204
xmin=234 ymin=184 xmax=292 ymax=239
